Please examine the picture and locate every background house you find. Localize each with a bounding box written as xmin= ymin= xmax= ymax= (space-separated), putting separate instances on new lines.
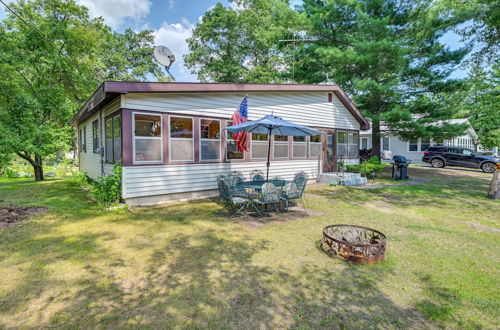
xmin=72 ymin=82 xmax=369 ymax=205
xmin=360 ymin=119 xmax=479 ymax=163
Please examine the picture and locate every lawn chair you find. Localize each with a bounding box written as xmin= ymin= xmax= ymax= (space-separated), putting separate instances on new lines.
xmin=220 ymin=179 xmax=252 ymax=217
xmin=279 ymin=182 xmax=299 ymax=211
xmin=292 ymin=171 xmax=309 ymax=214
xmin=255 ymin=182 xmax=281 ymax=213
xmin=250 ymin=169 xmax=265 ymax=182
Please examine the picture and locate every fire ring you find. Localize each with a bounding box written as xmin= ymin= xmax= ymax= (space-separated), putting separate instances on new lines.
xmin=322 ymin=224 xmax=387 ymax=264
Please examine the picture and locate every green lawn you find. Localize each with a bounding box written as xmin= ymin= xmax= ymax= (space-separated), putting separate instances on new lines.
xmin=0 ymin=166 xmax=498 ymax=328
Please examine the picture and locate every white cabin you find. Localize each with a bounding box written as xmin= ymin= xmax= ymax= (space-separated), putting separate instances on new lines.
xmin=360 ymin=119 xmax=479 ymax=163
xmin=72 ymin=82 xmax=370 ymax=205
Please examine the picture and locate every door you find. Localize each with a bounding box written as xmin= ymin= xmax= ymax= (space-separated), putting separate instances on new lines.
xmin=457 ymin=148 xmax=480 ymax=168
xmin=323 ymin=129 xmax=336 ymax=172
xmin=443 ymin=147 xmax=461 ymax=166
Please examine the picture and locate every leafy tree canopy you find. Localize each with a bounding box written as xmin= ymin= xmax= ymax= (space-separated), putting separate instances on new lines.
xmin=0 ymin=0 xmax=165 ymax=180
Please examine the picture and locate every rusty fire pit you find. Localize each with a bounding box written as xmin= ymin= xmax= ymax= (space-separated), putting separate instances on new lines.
xmin=322 ymin=224 xmax=387 ymax=264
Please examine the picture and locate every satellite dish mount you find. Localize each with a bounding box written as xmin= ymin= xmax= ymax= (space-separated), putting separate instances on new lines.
xmin=154 ymin=45 xmax=176 ymax=81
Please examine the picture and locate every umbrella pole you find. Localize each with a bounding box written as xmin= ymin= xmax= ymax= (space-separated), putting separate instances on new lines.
xmin=266 ymin=127 xmax=272 ymax=181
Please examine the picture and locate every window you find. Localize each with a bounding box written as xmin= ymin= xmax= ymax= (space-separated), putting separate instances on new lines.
xmin=348 ymin=132 xmax=358 ymax=158
xmin=382 ymin=137 xmax=390 ymax=151
xmin=361 ymin=137 xmax=368 ymax=150
xmin=200 ymin=119 xmax=221 ymax=161
xmin=226 ymin=120 xmax=244 ymax=160
xmin=92 ymin=120 xmax=99 ymax=154
xmin=293 ymin=136 xmax=306 ymax=158
xmin=105 ymin=113 xmax=121 ymax=163
xmin=326 ymin=133 xmax=334 ymax=162
xmin=309 ymin=135 xmax=322 ymax=158
xmin=337 ymin=131 xmax=347 ymax=157
xmin=409 ymin=140 xmax=418 ymax=152
xmin=79 ymin=128 xmax=83 ymax=153
xmin=420 ymin=138 xmax=431 ymax=151
xmin=134 ymin=113 xmax=162 ymax=163
xmin=273 ymin=135 xmax=289 ymax=159
xmin=252 ymin=133 xmax=269 ymax=159
xmin=170 ymin=116 xmax=193 ymax=161
xmin=462 ymin=148 xmax=475 ymax=156
xmin=82 ymin=126 xmax=87 ymax=152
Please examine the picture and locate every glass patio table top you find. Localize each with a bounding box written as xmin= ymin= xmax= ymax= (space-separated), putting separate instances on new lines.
xmin=236 ymin=179 xmax=288 ymax=190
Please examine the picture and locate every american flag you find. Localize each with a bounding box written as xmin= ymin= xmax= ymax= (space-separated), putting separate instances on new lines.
xmin=231 ymin=96 xmax=249 ymax=152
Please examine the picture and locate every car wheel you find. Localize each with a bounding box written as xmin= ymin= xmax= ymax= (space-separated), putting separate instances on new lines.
xmin=481 ymin=162 xmax=496 ymax=173
xmin=431 ymin=158 xmax=444 ymax=168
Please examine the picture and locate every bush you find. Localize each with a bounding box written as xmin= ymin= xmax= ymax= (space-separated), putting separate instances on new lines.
xmin=71 ymin=170 xmax=90 ymax=187
xmin=90 ymin=163 xmax=122 ymax=207
xmin=346 ymin=156 xmax=385 ymax=178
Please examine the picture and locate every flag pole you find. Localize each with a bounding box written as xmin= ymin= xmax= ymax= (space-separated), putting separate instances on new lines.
xmin=266 ymin=126 xmax=272 ymax=181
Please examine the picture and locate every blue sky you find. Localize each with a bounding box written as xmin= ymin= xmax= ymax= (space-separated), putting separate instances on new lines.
xmin=0 ymin=0 xmax=469 ymax=82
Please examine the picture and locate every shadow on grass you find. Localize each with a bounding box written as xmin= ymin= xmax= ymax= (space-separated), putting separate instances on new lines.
xmin=41 ymin=229 xmax=440 ymax=329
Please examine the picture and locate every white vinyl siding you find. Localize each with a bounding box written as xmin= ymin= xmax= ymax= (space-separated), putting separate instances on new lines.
xmin=78 ymin=98 xmax=119 ymax=180
xmin=121 ymin=92 xmax=360 ymax=130
xmin=122 ymin=160 xmax=322 ymax=199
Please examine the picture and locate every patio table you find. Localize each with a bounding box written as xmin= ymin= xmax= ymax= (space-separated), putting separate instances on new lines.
xmin=237 ymin=179 xmax=288 ymax=190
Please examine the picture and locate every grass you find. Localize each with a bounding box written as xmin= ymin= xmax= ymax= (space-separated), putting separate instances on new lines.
xmin=0 ymin=166 xmax=499 ymax=328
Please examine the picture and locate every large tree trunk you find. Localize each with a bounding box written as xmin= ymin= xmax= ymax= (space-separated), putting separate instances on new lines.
xmin=15 ymin=152 xmax=44 ymax=181
xmin=488 ymin=170 xmax=500 ymax=199
xmin=33 ymin=155 xmax=44 ymax=181
xmin=371 ymin=119 xmax=381 ymax=161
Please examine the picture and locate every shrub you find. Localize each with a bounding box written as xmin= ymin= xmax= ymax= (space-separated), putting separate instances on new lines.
xmin=346 ymin=156 xmax=385 ymax=178
xmin=71 ymin=170 xmax=90 ymax=187
xmin=90 ymin=163 xmax=122 ymax=207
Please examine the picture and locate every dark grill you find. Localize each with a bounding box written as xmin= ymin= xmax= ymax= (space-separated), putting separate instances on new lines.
xmin=391 ymin=155 xmax=411 ymax=180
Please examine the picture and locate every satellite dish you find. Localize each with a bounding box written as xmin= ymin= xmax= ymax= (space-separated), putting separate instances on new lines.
xmin=154 ymin=45 xmax=176 ymax=68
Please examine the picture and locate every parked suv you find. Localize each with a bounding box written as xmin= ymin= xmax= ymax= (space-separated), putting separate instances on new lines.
xmin=422 ymin=146 xmax=500 ymax=173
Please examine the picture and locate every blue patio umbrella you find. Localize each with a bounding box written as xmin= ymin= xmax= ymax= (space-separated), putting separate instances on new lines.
xmin=225 ymin=114 xmax=324 ymax=181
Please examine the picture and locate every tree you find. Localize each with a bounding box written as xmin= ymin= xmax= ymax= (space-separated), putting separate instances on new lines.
xmin=0 ymin=0 xmax=165 ymax=180
xmin=462 ymin=64 xmax=500 ymax=149
xmin=185 ymin=0 xmax=301 ymax=82
xmin=299 ymin=0 xmax=469 ymax=158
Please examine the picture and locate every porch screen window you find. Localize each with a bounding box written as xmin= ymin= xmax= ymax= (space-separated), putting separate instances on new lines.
xmin=420 ymin=138 xmax=431 ymax=151
xmin=293 ymin=136 xmax=306 ymax=158
xmin=337 ymin=131 xmax=347 ymax=157
xmin=348 ymin=132 xmax=358 ymax=158
xmin=252 ymin=133 xmax=268 ymax=159
xmin=226 ymin=120 xmax=244 ymax=160
xmin=82 ymin=126 xmax=87 ymax=152
xmin=273 ymin=135 xmax=288 ymax=159
xmin=170 ymin=116 xmax=194 ymax=161
xmin=92 ymin=120 xmax=99 ymax=154
xmin=382 ymin=137 xmax=390 ymax=151
xmin=134 ymin=113 xmax=162 ymax=163
xmin=409 ymin=140 xmax=418 ymax=151
xmin=105 ymin=113 xmax=121 ymax=163
xmin=309 ymin=135 xmax=322 ymax=158
xmin=200 ymin=119 xmax=220 ymax=161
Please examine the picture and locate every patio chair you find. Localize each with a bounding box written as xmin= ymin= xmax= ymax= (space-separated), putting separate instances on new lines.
xmin=220 ymin=179 xmax=252 ymax=217
xmin=250 ymin=169 xmax=265 ymax=182
xmin=292 ymin=172 xmax=309 ymax=214
xmin=255 ymin=182 xmax=281 ymax=213
xmin=216 ymin=175 xmax=227 ymax=201
xmin=279 ymin=182 xmax=299 ymax=211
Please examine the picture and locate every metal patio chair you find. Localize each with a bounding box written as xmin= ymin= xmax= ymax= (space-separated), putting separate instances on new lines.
xmin=255 ymin=182 xmax=281 ymax=213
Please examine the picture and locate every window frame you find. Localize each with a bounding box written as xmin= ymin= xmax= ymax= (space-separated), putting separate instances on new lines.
xmin=292 ymin=136 xmax=307 ymax=159
xmin=273 ymin=135 xmax=289 ymax=159
xmin=381 ymin=136 xmax=390 ymax=151
xmin=92 ymin=120 xmax=99 ymax=154
xmin=251 ymin=132 xmax=270 ymax=160
xmin=82 ymin=126 xmax=87 ymax=153
xmin=168 ymin=115 xmax=195 ymax=163
xmin=104 ymin=111 xmax=122 ymax=164
xmin=420 ymin=138 xmax=431 ymax=152
xmin=408 ymin=140 xmax=418 ymax=152
xmin=308 ymin=135 xmax=322 ymax=159
xmin=337 ymin=130 xmax=348 ymax=158
xmin=199 ymin=118 xmax=221 ymax=162
xmin=132 ymin=112 xmax=163 ymax=165
xmin=224 ymin=119 xmax=245 ymax=162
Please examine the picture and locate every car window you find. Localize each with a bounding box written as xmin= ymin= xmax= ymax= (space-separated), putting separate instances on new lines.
xmin=446 ymin=148 xmax=460 ymax=154
xmin=463 ymin=149 xmax=475 ymax=156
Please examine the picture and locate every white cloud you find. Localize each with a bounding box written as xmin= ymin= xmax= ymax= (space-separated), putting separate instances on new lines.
xmin=76 ymin=0 xmax=151 ymax=29
xmin=153 ymin=20 xmax=197 ymax=82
